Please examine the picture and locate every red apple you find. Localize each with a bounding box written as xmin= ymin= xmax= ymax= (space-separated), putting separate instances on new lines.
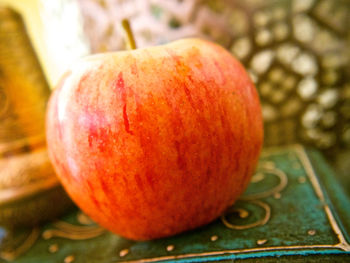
xmin=46 ymin=38 xmax=263 ymax=240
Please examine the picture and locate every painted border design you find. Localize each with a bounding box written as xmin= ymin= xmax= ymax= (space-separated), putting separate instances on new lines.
xmin=121 ymin=145 xmax=350 ymax=263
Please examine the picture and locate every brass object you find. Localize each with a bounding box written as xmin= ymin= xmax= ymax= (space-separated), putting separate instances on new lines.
xmin=0 ymin=7 xmax=72 ymax=228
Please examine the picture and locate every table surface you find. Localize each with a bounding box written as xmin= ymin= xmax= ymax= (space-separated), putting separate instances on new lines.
xmin=1 ymin=144 xmax=349 ymax=262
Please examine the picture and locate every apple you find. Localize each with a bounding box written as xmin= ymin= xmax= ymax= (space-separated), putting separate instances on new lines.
xmin=46 ymin=38 xmax=263 ymax=240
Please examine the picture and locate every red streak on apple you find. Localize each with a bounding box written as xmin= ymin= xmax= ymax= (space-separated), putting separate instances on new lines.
xmin=46 ymin=38 xmax=263 ymax=240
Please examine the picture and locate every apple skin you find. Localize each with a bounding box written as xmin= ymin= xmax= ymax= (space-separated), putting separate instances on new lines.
xmin=46 ymin=38 xmax=263 ymax=241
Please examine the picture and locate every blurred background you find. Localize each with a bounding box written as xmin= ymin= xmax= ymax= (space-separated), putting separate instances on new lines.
xmin=0 ymin=0 xmax=349 ymax=194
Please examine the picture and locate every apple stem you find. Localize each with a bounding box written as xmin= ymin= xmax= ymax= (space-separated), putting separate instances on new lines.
xmin=121 ymin=19 xmax=137 ymax=50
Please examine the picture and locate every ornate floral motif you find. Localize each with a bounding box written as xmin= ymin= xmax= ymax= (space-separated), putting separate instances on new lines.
xmin=0 ymin=212 xmax=105 ymax=262
xmin=42 ymin=212 xmax=106 ymax=241
xmin=0 ymin=228 xmax=40 ymax=262
xmin=220 ymin=162 xmax=288 ymax=230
